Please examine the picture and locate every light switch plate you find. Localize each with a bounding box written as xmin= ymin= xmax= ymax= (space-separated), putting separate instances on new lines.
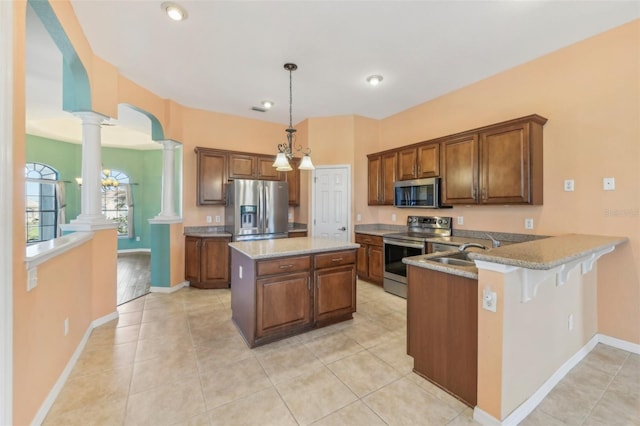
xmin=564 ymin=179 xmax=574 ymax=192
xmin=457 ymin=216 xmax=464 ymax=225
xmin=603 ymin=177 xmax=615 ymax=191
xmin=482 ymin=288 xmax=497 ymax=312
xmin=525 ymin=218 xmax=534 ymax=229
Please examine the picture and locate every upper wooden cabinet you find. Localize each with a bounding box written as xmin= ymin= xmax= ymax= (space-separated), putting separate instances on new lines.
xmin=440 ymin=115 xmax=547 ymax=205
xmin=196 ymin=148 xmax=227 ymax=205
xmin=397 ymin=142 xmax=440 ymax=180
xmin=228 ymin=153 xmax=281 ymax=181
xmin=283 ymin=158 xmax=301 ymax=206
xmin=367 ymin=152 xmax=397 ymax=205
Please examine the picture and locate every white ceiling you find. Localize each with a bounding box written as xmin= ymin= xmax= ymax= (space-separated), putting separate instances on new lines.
xmin=25 ymin=1 xmax=640 ymax=149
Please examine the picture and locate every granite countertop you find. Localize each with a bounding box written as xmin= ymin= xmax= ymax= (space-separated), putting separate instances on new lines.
xmin=403 ymin=234 xmax=628 ymax=278
xmin=354 ymin=224 xmax=406 ymax=237
xmin=468 ymin=233 xmax=627 ymax=270
xmin=427 ymin=235 xmax=498 ymax=248
xmin=229 ymin=237 xmax=359 ymax=260
xmin=184 ymin=231 xmax=233 ymax=238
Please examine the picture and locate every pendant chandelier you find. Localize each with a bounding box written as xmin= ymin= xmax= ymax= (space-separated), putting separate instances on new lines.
xmin=273 ymin=63 xmax=315 ymax=172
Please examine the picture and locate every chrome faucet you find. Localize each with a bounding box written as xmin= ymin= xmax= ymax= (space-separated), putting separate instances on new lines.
xmin=485 ymin=233 xmax=501 ymax=248
xmin=458 ymin=242 xmax=487 ymax=251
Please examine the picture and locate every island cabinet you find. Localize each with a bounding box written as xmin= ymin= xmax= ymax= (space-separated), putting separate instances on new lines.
xmin=354 ymin=233 xmax=383 ymax=285
xmin=440 ymin=114 xmax=547 ymax=205
xmin=368 ymin=152 xmax=397 ymax=205
xmin=184 ymin=236 xmax=231 ymax=289
xmin=230 ymin=243 xmax=358 ymax=348
xmin=407 ymin=264 xmax=478 ymax=407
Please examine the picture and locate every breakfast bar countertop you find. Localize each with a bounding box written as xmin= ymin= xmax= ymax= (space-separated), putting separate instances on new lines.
xmin=229 ymin=236 xmax=359 ymax=260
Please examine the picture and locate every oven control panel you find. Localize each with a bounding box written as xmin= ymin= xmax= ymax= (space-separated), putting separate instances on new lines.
xmin=406 ymin=215 xmax=452 ymax=230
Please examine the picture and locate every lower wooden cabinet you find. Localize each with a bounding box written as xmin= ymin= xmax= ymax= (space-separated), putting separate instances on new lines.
xmin=355 ymin=233 xmax=383 ymax=285
xmin=288 ymin=231 xmax=308 ymax=238
xmin=185 ymin=236 xmax=230 ymax=289
xmin=407 ymin=265 xmax=478 ymax=407
xmin=231 ymin=248 xmax=357 ymax=347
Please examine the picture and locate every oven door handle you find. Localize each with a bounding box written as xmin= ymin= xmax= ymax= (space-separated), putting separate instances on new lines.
xmin=383 ymin=238 xmax=426 ymax=250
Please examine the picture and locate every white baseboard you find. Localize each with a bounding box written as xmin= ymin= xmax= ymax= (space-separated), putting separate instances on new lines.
xmin=598 ymin=333 xmax=640 ymax=355
xmin=31 ymin=310 xmax=118 ymax=426
xmin=150 ymin=281 xmax=188 ymax=294
xmin=474 ymin=332 xmax=639 ymax=426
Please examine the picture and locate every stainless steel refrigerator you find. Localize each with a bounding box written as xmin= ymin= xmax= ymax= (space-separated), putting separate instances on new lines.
xmin=225 ymin=179 xmax=289 ymax=241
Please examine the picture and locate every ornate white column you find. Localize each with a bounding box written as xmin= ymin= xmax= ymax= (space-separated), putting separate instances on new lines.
xmin=65 ymin=111 xmax=115 ymax=230
xmin=151 ymin=139 xmax=182 ymax=222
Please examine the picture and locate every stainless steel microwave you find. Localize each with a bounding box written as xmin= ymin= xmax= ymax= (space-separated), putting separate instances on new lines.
xmin=394 ymin=177 xmax=440 ymax=208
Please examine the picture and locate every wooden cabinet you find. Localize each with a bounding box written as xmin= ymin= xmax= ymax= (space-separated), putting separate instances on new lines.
xmin=231 ymin=248 xmax=357 ymax=347
xmin=314 ymin=251 xmax=357 ymax=325
xmin=283 ymin=158 xmax=301 ymax=206
xmin=195 ymin=148 xmax=227 ymax=205
xmin=288 ymin=231 xmax=308 ymax=238
xmin=354 ymin=233 xmax=383 ymax=285
xmin=367 ymin=152 xmax=397 ymax=205
xmin=397 ymin=142 xmax=441 ymax=181
xmin=440 ymin=115 xmax=547 ymax=205
xmin=407 ymin=265 xmax=478 ymax=407
xmin=185 ymin=236 xmax=230 ymax=289
xmin=228 ymin=153 xmax=281 ymax=180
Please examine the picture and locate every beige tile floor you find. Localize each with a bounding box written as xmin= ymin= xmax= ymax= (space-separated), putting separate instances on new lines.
xmin=43 ymin=280 xmax=639 ymax=426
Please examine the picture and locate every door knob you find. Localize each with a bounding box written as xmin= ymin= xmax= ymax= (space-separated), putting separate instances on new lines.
xmin=338 ymin=227 xmax=347 ymax=231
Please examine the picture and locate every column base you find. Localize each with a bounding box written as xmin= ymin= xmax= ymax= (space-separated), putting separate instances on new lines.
xmin=62 ymin=216 xmax=118 ymax=232
xmin=149 ymin=215 xmax=183 ymax=224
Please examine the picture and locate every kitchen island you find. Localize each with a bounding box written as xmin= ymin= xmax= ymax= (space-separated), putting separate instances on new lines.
xmin=403 ymin=233 xmax=628 ymax=425
xmin=229 ymin=237 xmax=359 ymax=348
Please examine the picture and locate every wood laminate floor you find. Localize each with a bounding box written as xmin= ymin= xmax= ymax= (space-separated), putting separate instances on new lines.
xmin=117 ymin=252 xmax=151 ymax=306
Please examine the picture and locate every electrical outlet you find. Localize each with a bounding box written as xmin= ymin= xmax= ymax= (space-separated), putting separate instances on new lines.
xmin=564 ymin=179 xmax=575 ymax=192
xmin=64 ymin=318 xmax=69 ymax=336
xmin=525 ymin=218 xmax=534 ymax=229
xmin=27 ymin=267 xmax=37 ymax=291
xmin=603 ymin=177 xmax=615 ymax=191
xmin=206 ymin=215 xmax=212 ymax=223
xmin=238 ymin=265 xmax=243 ymax=279
xmin=482 ymin=288 xmax=497 ymax=312
xmin=135 ymin=236 xmax=141 ymax=242
xmin=288 ymin=212 xmax=293 ymax=220
xmin=568 ymin=314 xmax=574 ymax=331
xmin=356 ymin=214 xmax=362 ymax=222
xmin=457 ymin=216 xmax=464 ymax=225
xmin=391 ymin=214 xmax=397 ymax=222
xmin=215 ymin=215 xmax=221 ymax=223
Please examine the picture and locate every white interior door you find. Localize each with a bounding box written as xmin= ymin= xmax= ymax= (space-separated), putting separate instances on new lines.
xmin=312 ymin=165 xmax=351 ymax=241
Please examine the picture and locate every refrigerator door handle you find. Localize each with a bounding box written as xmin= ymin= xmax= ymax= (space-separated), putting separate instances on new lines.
xmin=263 ymin=183 xmax=270 ymax=231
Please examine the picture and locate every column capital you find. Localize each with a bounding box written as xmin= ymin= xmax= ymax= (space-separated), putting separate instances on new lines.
xmin=73 ymin=111 xmax=110 ymax=125
xmin=156 ymin=139 xmax=181 ymax=150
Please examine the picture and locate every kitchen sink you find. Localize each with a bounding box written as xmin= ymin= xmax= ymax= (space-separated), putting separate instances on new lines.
xmin=430 ymin=257 xmax=476 ymax=267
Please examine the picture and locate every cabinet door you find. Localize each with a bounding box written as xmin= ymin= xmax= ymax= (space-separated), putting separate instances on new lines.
xmin=417 ymin=142 xmax=440 ymax=178
xmin=381 ymin=152 xmax=397 ymax=205
xmin=284 ymin=158 xmax=300 ymax=206
xmin=228 ymin=153 xmax=256 ymax=179
xmin=197 ymin=150 xmax=227 ymax=205
xmin=184 ymin=236 xmax=201 ymax=283
xmin=257 ymin=155 xmax=282 ymax=181
xmin=368 ymin=245 xmax=384 ymax=284
xmin=200 ymin=238 xmax=230 ymax=288
xmin=397 ymin=148 xmax=417 ymax=180
xmin=480 ymin=123 xmax=530 ymax=204
xmin=440 ymin=133 xmax=479 ymax=205
xmin=256 ymin=272 xmax=312 ymax=338
xmin=367 ymin=156 xmax=381 ymax=205
xmin=314 ymin=264 xmax=356 ymax=324
xmin=356 ymin=245 xmax=369 ymax=279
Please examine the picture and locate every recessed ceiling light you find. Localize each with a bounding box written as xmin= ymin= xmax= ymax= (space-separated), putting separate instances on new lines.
xmin=161 ymin=2 xmax=188 ymax=21
xmin=366 ymin=75 xmax=384 ymax=86
xmin=261 ymin=100 xmax=274 ymax=110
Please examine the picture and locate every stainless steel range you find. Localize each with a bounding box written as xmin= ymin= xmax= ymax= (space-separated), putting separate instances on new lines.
xmin=382 ymin=216 xmax=452 ymax=298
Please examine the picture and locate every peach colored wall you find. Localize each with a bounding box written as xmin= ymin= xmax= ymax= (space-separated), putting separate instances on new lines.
xmin=373 ymin=20 xmax=640 ymax=344
xmin=90 ymin=229 xmax=118 ymax=318
xmin=353 ymin=116 xmax=380 ymax=227
xmin=15 ymin=241 xmax=93 ymax=423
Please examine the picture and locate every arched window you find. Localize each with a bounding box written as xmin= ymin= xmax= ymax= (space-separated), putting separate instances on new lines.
xmin=25 ymin=162 xmax=60 ymax=243
xmin=101 ymin=169 xmax=134 ymax=237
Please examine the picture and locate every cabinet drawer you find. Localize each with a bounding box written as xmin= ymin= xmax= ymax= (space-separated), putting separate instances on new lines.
xmin=355 ymin=234 xmax=383 ymax=247
xmin=257 ymin=255 xmax=311 ymax=276
xmin=314 ymin=250 xmax=356 ymax=269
